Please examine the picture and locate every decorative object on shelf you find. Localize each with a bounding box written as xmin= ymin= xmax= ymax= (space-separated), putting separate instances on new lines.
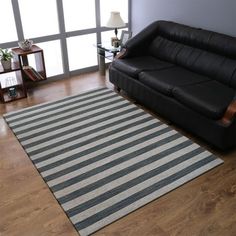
xmin=18 ymin=39 xmax=33 ymax=51
xmin=8 ymin=87 xmax=17 ymax=98
xmin=120 ymin=30 xmax=132 ymax=48
xmin=106 ymin=11 xmax=125 ymax=46
xmin=111 ymin=37 xmax=119 ymax=47
xmin=5 ymin=76 xmax=17 ymax=88
xmin=0 ymin=48 xmax=13 ymax=70
xmin=113 ymin=40 xmax=120 ymax=48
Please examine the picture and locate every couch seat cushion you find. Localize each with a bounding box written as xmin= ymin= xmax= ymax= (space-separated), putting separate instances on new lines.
xmin=112 ymin=56 xmax=174 ymax=78
xmin=139 ymin=67 xmax=211 ymax=96
xmin=173 ymin=80 xmax=235 ymax=119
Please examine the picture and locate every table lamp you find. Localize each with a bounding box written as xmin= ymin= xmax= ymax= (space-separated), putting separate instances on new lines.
xmin=106 ymin=11 xmax=125 ymax=46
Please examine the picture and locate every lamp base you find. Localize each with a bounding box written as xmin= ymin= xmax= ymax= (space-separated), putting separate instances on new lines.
xmin=111 ymin=37 xmax=120 ymax=47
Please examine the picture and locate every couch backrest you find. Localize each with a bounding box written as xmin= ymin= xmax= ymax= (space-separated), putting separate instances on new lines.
xmin=148 ymin=21 xmax=236 ymax=88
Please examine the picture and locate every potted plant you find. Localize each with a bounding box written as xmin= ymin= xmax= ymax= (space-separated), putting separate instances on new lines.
xmin=0 ymin=48 xmax=13 ymax=70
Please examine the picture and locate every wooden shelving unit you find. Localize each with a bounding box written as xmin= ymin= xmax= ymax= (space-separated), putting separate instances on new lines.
xmin=12 ymin=45 xmax=47 ymax=82
xmin=0 ymin=45 xmax=47 ymax=103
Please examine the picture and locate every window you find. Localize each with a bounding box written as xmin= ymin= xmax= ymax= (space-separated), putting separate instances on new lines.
xmin=100 ymin=0 xmax=128 ymax=26
xmin=0 ymin=0 xmax=130 ymax=78
xmin=18 ymin=0 xmax=59 ymax=38
xmin=67 ymin=34 xmax=97 ymax=71
xmin=0 ymin=0 xmax=17 ymax=43
xmin=37 ymin=41 xmax=64 ymax=77
xmin=63 ymin=0 xmax=96 ymax=32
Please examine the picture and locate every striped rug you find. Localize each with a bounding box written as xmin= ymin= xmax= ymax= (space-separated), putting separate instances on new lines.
xmin=4 ymin=87 xmax=223 ymax=236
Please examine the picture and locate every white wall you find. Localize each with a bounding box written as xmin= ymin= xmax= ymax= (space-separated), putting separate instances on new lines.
xmin=131 ymin=0 xmax=236 ymax=37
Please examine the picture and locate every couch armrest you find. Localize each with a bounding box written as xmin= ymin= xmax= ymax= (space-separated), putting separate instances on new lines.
xmin=221 ymin=100 xmax=236 ymax=124
xmin=121 ymin=21 xmax=161 ymax=58
xmin=114 ymin=48 xmax=127 ymax=59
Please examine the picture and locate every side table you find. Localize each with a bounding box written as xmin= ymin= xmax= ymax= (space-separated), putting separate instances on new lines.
xmin=96 ymin=43 xmax=120 ymax=75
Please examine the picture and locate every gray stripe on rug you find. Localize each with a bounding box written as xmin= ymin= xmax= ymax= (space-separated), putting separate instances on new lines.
xmin=50 ymin=140 xmax=194 ymax=199
xmin=57 ymin=141 xmax=200 ymax=205
xmin=23 ymin=111 xmax=151 ymax=148
xmin=5 ymin=87 xmax=108 ymax=120
xmin=26 ymin=118 xmax=159 ymax=156
xmin=19 ymin=105 xmax=139 ymax=141
xmin=10 ymin=93 xmax=120 ymax=128
xmin=12 ymin=96 xmax=127 ymax=133
xmin=49 ymin=132 xmax=182 ymax=192
xmin=74 ymin=156 xmax=217 ymax=230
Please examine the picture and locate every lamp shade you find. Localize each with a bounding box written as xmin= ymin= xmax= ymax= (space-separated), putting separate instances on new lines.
xmin=106 ymin=11 xmax=125 ymax=28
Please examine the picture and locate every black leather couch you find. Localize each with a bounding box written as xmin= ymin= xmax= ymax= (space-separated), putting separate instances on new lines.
xmin=109 ymin=20 xmax=236 ymax=150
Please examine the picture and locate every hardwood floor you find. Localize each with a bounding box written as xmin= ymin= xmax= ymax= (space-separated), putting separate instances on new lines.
xmin=0 ymin=71 xmax=236 ymax=236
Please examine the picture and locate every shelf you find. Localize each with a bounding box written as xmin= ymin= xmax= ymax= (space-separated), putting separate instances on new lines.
xmin=11 ymin=45 xmax=43 ymax=56
xmin=2 ymin=89 xmax=26 ymax=103
xmin=97 ymin=43 xmax=121 ymax=53
xmin=0 ymin=44 xmax=46 ymax=103
xmin=12 ymin=45 xmax=47 ymax=82
xmin=0 ymin=71 xmax=22 ymax=89
xmin=0 ymin=70 xmax=27 ymax=103
xmin=0 ymin=62 xmax=21 ymax=74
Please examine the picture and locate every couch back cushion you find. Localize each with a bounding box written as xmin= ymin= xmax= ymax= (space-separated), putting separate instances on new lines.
xmin=148 ymin=21 xmax=236 ymax=88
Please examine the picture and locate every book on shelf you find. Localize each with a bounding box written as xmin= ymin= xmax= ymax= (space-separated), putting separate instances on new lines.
xmin=23 ymin=65 xmax=45 ymax=81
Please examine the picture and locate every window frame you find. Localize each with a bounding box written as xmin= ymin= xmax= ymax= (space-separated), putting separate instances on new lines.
xmin=0 ymin=0 xmax=131 ymax=79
